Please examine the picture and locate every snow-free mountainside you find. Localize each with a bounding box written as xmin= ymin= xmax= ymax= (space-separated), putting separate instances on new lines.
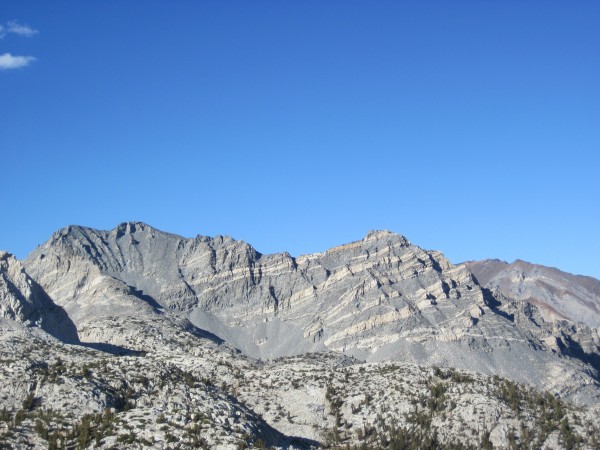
xmin=1 ymin=223 xmax=599 ymax=449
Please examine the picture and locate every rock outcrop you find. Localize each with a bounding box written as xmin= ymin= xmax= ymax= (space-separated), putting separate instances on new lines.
xmin=0 ymin=251 xmax=78 ymax=343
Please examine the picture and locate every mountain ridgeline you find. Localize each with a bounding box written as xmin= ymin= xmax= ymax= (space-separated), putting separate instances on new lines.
xmin=22 ymin=222 xmax=600 ymax=404
xmin=2 ymin=222 xmax=600 ymax=449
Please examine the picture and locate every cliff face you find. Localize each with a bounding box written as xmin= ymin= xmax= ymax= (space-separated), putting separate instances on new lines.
xmin=0 ymin=251 xmax=78 ymax=343
xmin=21 ymin=223 xmax=600 ymax=405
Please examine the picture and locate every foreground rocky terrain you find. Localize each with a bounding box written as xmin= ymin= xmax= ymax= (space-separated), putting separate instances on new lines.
xmin=1 ymin=223 xmax=600 ymax=448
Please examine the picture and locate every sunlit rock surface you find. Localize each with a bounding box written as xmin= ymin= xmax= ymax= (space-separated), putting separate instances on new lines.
xmin=0 ymin=223 xmax=599 ymax=448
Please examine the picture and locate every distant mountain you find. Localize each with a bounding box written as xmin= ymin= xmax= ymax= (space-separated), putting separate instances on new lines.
xmin=1 ymin=222 xmax=599 ymax=449
xmin=21 ymin=222 xmax=600 ymax=405
xmin=465 ymin=259 xmax=600 ymax=328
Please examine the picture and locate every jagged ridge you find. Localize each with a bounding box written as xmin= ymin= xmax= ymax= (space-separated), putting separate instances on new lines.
xmin=21 ymin=222 xmax=600 ymax=405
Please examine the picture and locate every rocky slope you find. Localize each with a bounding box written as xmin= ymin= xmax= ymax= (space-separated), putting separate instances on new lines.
xmin=1 ymin=319 xmax=599 ymax=449
xmin=465 ymin=259 xmax=600 ymax=391
xmin=23 ymin=223 xmax=600 ymax=405
xmin=465 ymin=259 xmax=600 ymax=328
xmin=0 ymin=320 xmax=308 ymax=449
xmin=0 ymin=259 xmax=308 ymax=449
xmin=1 ymin=222 xmax=600 ymax=448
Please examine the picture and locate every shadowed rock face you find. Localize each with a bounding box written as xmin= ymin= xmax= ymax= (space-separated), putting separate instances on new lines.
xmin=465 ymin=259 xmax=600 ymax=328
xmin=22 ymin=223 xmax=600 ymax=404
xmin=0 ymin=251 xmax=78 ymax=343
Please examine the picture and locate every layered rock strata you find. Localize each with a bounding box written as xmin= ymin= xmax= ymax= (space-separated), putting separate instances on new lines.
xmin=22 ymin=223 xmax=600 ymax=404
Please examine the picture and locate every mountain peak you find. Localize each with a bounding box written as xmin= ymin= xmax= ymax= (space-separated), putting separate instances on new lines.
xmin=113 ymin=221 xmax=155 ymax=232
xmin=363 ymin=230 xmax=410 ymax=245
xmin=112 ymin=221 xmax=155 ymax=237
xmin=0 ymin=250 xmax=14 ymax=262
xmin=115 ymin=221 xmax=146 ymax=229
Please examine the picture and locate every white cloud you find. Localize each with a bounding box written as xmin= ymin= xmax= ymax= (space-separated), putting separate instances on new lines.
xmin=7 ymin=20 xmax=38 ymax=37
xmin=0 ymin=21 xmax=38 ymax=70
xmin=0 ymin=20 xmax=38 ymax=39
xmin=0 ymin=53 xmax=36 ymax=70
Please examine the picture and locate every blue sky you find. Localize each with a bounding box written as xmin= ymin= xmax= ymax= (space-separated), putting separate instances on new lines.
xmin=1 ymin=1 xmax=599 ymax=278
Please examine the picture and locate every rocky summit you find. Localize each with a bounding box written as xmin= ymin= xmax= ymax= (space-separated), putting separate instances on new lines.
xmin=1 ymin=222 xmax=600 ymax=449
